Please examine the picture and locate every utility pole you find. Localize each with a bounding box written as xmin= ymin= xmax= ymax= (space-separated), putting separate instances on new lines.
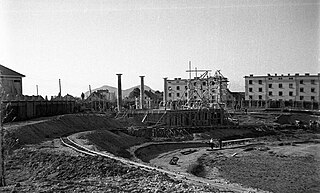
xmin=59 ymin=79 xmax=61 ymax=97
xmin=89 ymin=85 xmax=92 ymax=95
xmin=36 ymin=85 xmax=38 ymax=96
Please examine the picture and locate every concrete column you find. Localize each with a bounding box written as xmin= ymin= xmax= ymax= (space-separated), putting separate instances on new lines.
xmin=163 ymin=77 xmax=168 ymax=107
xmin=116 ymin=74 xmax=122 ymax=112
xmin=140 ymin=76 xmax=145 ymax=109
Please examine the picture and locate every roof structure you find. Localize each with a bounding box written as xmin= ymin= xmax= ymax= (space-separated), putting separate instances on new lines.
xmin=0 ymin=64 xmax=25 ymax=77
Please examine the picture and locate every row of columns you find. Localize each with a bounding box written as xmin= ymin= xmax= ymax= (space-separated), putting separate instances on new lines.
xmin=116 ymin=74 xmax=145 ymax=112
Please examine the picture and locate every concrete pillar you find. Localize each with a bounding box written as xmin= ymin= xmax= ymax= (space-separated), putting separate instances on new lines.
xmin=140 ymin=76 xmax=145 ymax=109
xmin=116 ymin=74 xmax=122 ymax=112
xmin=163 ymin=78 xmax=168 ymax=107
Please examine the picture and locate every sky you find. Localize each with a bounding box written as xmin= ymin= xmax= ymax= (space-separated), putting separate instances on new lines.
xmin=1 ymin=0 xmax=319 ymax=97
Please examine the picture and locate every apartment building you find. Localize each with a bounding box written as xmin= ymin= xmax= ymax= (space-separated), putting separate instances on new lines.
xmin=244 ymin=73 xmax=320 ymax=102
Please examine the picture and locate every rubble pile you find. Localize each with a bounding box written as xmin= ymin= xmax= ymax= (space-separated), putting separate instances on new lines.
xmin=1 ymin=148 xmax=222 ymax=193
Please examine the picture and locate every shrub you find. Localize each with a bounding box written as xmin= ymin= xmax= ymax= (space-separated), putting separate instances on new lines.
xmin=187 ymin=162 xmax=206 ymax=177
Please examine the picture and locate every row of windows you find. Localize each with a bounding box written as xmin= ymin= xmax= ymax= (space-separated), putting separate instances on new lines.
xmin=249 ymin=95 xmax=315 ymax=101
xmin=168 ymin=82 xmax=217 ymax=91
xmin=267 ymin=77 xmax=294 ymax=80
xmin=168 ymin=92 xmax=217 ymax=100
xmin=249 ymin=87 xmax=316 ymax=93
xmin=168 ymin=92 xmax=188 ymax=97
xmin=249 ymin=79 xmax=316 ymax=84
xmin=268 ymin=91 xmax=293 ymax=96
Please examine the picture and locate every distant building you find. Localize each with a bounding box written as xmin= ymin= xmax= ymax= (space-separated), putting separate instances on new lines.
xmin=0 ymin=64 xmax=25 ymax=99
xmin=225 ymin=89 xmax=245 ymax=108
xmin=244 ymin=73 xmax=320 ymax=102
xmin=86 ymin=89 xmax=116 ymax=102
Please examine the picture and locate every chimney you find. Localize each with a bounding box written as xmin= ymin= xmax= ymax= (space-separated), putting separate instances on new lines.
xmin=116 ymin=74 xmax=122 ymax=112
xmin=163 ymin=78 xmax=168 ymax=106
xmin=140 ymin=76 xmax=145 ymax=109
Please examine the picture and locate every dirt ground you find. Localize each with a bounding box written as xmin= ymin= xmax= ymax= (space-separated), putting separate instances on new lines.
xmin=0 ymin=139 xmax=224 ymax=193
xmin=147 ymin=133 xmax=320 ymax=193
xmin=1 ymin=112 xmax=320 ymax=192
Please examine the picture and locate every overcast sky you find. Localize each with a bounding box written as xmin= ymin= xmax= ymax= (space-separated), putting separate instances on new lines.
xmin=1 ymin=0 xmax=319 ymax=97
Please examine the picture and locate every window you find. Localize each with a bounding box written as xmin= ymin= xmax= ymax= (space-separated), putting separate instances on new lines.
xmin=289 ymin=92 xmax=293 ymax=96
xmin=311 ymin=88 xmax=315 ymax=93
xmin=14 ymin=80 xmax=21 ymax=82
xmin=311 ymin=80 xmax=315 ymax=84
xmin=249 ymin=88 xmax=253 ymax=92
xmin=185 ymin=86 xmax=188 ymax=90
xmin=168 ymin=93 xmax=172 ymax=97
xmin=168 ymin=86 xmax=172 ymax=91
xmin=194 ymin=96 xmax=197 ymax=99
xmin=194 ymin=82 xmax=197 ymax=86
xmin=300 ymin=80 xmax=304 ymax=84
xmin=311 ymin=96 xmax=315 ymax=101
xmin=177 ymin=93 xmax=180 ymax=97
xmin=249 ymin=95 xmax=253 ymax=100
xmin=300 ymin=96 xmax=304 ymax=100
xmin=269 ymin=91 xmax=272 ymax=96
xmin=176 ymin=86 xmax=180 ymax=90
xmin=278 ymin=77 xmax=282 ymax=80
xmin=289 ymin=77 xmax=293 ymax=80
xmin=268 ymin=78 xmax=272 ymax=80
xmin=269 ymin=84 xmax=272 ymax=88
xmin=249 ymin=80 xmax=253 ymax=84
xmin=279 ymin=84 xmax=283 ymax=88
xmin=279 ymin=91 xmax=283 ymax=96
xmin=259 ymin=80 xmax=262 ymax=84
xmin=211 ymin=81 xmax=215 ymax=85
xmin=202 ymin=82 xmax=206 ymax=86
xmin=259 ymin=88 xmax=263 ymax=92
xmin=300 ymin=88 xmax=304 ymax=92
xmin=185 ymin=93 xmax=187 ymax=97
xmin=289 ymin=83 xmax=293 ymax=88
xmin=259 ymin=95 xmax=262 ymax=100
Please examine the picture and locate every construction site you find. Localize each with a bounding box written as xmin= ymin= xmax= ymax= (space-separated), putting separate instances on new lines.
xmin=1 ymin=67 xmax=320 ymax=193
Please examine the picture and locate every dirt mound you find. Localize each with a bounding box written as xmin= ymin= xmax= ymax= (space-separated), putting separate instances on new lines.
xmin=5 ymin=114 xmax=125 ymax=145
xmin=2 ymin=147 xmax=222 ymax=192
xmin=72 ymin=130 xmax=147 ymax=158
xmin=275 ymin=113 xmax=319 ymax=125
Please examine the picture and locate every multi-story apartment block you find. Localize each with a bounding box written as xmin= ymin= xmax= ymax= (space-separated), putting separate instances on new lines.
xmin=163 ymin=74 xmax=229 ymax=106
xmin=244 ymin=73 xmax=320 ymax=102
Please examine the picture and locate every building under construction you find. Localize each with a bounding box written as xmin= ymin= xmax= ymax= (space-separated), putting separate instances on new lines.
xmin=116 ymin=63 xmax=233 ymax=137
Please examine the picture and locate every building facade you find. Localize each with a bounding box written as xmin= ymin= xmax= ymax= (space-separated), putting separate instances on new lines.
xmin=244 ymin=73 xmax=320 ymax=102
xmin=0 ymin=65 xmax=25 ymax=99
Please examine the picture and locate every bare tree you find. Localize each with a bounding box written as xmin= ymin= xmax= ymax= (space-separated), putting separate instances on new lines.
xmin=0 ymin=72 xmax=5 ymax=186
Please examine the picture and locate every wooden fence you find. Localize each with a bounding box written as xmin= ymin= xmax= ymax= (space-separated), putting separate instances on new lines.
xmin=1 ymin=100 xmax=77 ymax=123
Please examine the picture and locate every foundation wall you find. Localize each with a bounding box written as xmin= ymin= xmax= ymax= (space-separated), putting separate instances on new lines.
xmin=126 ymin=109 xmax=226 ymax=127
